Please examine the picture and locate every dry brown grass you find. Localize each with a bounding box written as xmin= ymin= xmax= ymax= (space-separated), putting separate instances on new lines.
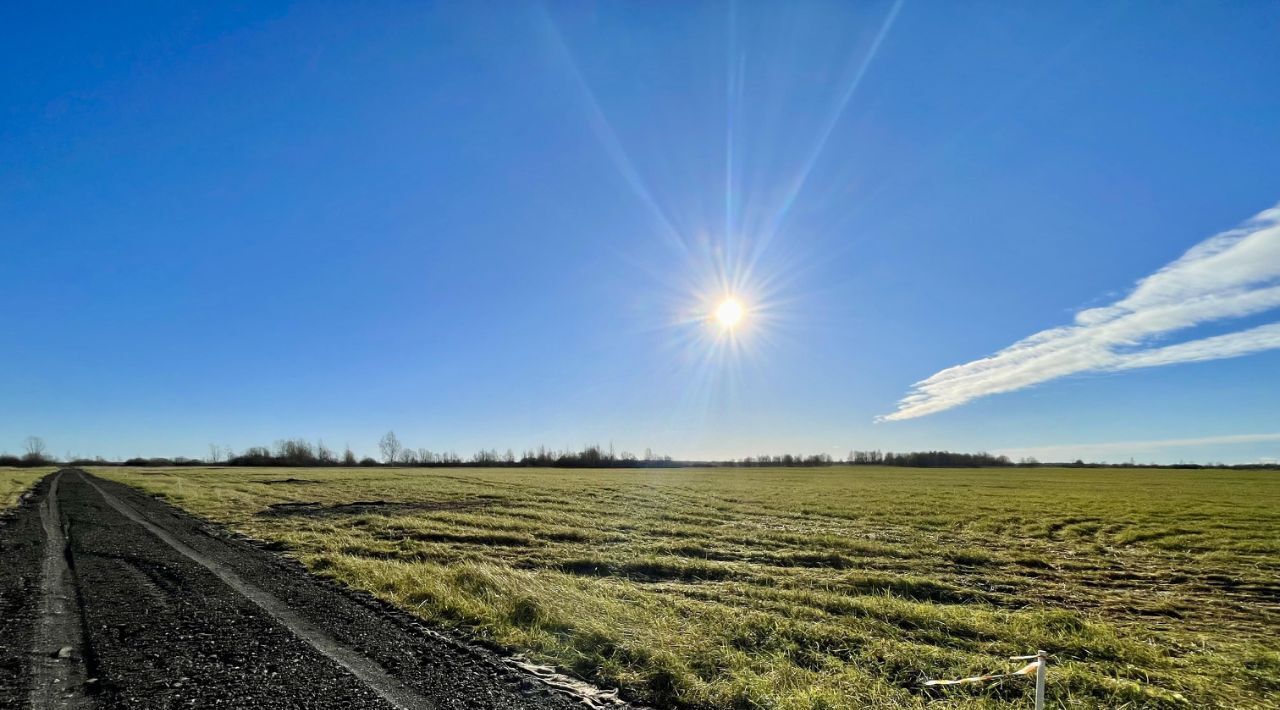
xmin=96 ymin=465 xmax=1280 ymax=709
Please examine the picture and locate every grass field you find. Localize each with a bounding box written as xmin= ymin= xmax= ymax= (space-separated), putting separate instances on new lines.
xmin=93 ymin=466 xmax=1279 ymax=709
xmin=0 ymin=468 xmax=49 ymax=508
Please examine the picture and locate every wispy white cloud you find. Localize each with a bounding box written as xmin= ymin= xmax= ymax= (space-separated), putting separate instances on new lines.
xmin=996 ymin=432 xmax=1280 ymax=461
xmin=882 ymin=204 xmax=1280 ymax=421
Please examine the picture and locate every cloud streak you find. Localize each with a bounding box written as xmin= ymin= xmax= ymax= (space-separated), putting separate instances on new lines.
xmin=882 ymin=203 xmax=1280 ymax=420
xmin=995 ymin=432 xmax=1280 ymax=461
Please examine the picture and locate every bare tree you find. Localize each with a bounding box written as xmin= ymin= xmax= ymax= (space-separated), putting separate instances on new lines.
xmin=378 ymin=431 xmax=401 ymax=464
xmin=316 ymin=440 xmax=335 ymax=464
xmin=208 ymin=443 xmax=222 ymax=463
xmin=23 ymin=436 xmax=48 ymax=463
xmin=342 ymin=445 xmax=357 ymax=466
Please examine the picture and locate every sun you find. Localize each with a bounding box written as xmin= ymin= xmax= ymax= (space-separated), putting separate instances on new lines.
xmin=714 ymin=298 xmax=745 ymax=329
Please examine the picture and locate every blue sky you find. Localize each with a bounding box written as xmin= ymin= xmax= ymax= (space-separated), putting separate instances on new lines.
xmin=3 ymin=1 xmax=1279 ymax=463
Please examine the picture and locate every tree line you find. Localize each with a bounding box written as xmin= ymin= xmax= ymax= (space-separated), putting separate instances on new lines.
xmin=840 ymin=450 xmax=1016 ymax=467
xmin=4 ymin=433 xmax=1276 ymax=470
xmin=213 ymin=434 xmax=682 ymax=469
xmin=0 ymin=436 xmax=53 ymax=467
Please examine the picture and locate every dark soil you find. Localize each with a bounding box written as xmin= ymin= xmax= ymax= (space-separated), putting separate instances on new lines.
xmin=257 ymin=499 xmax=492 ymax=518
xmin=0 ymin=480 xmax=45 ymax=705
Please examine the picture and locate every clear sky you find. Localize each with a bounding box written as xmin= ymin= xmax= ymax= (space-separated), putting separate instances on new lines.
xmin=3 ymin=1 xmax=1279 ymax=464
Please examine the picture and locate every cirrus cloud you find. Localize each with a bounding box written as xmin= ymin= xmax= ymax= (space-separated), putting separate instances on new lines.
xmin=882 ymin=203 xmax=1280 ymax=421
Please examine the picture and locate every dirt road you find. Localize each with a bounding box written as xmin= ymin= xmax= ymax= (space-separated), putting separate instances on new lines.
xmin=0 ymin=470 xmax=605 ymax=709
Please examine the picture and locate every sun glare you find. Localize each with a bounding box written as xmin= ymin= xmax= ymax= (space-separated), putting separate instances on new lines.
xmin=714 ymin=298 xmax=745 ymax=329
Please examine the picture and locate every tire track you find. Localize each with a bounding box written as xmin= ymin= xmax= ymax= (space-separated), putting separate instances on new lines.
xmin=75 ymin=472 xmax=434 ymax=710
xmin=30 ymin=471 xmax=91 ymax=710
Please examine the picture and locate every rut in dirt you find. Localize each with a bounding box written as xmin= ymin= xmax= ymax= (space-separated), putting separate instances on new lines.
xmin=31 ymin=472 xmax=91 ymax=709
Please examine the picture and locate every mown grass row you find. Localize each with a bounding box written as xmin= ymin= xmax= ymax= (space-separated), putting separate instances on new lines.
xmin=96 ymin=466 xmax=1280 ymax=708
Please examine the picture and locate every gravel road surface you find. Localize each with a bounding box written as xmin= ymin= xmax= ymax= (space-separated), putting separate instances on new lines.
xmin=0 ymin=470 xmax=604 ymax=710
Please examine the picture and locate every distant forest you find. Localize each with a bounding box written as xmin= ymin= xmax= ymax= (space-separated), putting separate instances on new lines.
xmin=4 ymin=433 xmax=1276 ymax=470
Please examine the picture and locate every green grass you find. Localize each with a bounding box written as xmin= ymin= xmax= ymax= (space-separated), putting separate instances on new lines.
xmin=0 ymin=467 xmax=49 ymax=508
xmin=93 ymin=466 xmax=1280 ymax=709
